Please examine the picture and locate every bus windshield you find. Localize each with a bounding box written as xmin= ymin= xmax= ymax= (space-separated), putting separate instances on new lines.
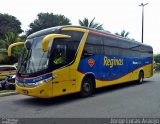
xmin=18 ymin=36 xmax=51 ymax=75
xmin=18 ymin=31 xmax=84 ymax=76
xmin=18 ymin=30 xmax=84 ymax=76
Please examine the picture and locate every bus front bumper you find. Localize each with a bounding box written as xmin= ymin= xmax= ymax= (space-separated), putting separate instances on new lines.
xmin=16 ymin=82 xmax=53 ymax=98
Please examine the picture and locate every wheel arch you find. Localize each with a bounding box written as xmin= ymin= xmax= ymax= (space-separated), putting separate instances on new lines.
xmin=139 ymin=69 xmax=144 ymax=76
xmin=136 ymin=69 xmax=144 ymax=84
xmin=83 ymin=73 xmax=96 ymax=89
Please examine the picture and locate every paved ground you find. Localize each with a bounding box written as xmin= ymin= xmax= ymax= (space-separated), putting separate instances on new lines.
xmin=0 ymin=74 xmax=160 ymax=118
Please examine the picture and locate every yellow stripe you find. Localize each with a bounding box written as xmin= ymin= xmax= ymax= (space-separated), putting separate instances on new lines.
xmin=70 ymin=30 xmax=89 ymax=70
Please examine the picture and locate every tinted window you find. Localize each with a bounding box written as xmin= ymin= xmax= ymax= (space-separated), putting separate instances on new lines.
xmin=83 ymin=33 xmax=103 ymax=56
xmin=49 ymin=30 xmax=84 ymax=70
xmin=51 ymin=38 xmax=81 ymax=65
xmin=103 ymin=36 xmax=153 ymax=57
xmin=60 ymin=30 xmax=84 ymax=42
xmin=103 ymin=37 xmax=119 ymax=56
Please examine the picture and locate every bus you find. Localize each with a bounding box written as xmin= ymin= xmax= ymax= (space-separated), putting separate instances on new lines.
xmin=8 ymin=26 xmax=153 ymax=98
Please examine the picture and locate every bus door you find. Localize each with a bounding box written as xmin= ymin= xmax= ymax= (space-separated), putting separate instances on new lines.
xmin=52 ymin=68 xmax=76 ymax=96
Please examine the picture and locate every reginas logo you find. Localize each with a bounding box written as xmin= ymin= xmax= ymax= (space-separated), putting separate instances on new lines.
xmin=104 ymin=56 xmax=123 ymax=68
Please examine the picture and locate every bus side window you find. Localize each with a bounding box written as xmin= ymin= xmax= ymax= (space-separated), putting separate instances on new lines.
xmin=53 ymin=44 xmax=67 ymax=65
xmin=82 ymin=49 xmax=93 ymax=58
xmin=82 ymin=33 xmax=103 ymax=58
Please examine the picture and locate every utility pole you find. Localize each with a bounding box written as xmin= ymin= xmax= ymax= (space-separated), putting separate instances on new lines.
xmin=139 ymin=3 xmax=148 ymax=43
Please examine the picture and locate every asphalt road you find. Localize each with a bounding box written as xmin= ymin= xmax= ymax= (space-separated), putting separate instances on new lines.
xmin=0 ymin=73 xmax=160 ymax=118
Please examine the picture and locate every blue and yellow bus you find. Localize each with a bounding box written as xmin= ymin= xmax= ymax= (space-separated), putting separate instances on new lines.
xmin=8 ymin=26 xmax=153 ymax=98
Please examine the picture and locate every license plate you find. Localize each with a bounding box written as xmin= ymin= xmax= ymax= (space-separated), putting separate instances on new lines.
xmin=22 ymin=90 xmax=28 ymax=95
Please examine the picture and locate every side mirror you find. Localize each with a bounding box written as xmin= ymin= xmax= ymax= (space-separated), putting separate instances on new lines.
xmin=42 ymin=34 xmax=71 ymax=52
xmin=8 ymin=42 xmax=25 ymax=56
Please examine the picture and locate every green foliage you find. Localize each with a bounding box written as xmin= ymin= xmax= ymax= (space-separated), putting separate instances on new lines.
xmin=0 ymin=32 xmax=19 ymax=49
xmin=0 ymin=13 xmax=23 ymax=39
xmin=79 ymin=17 xmax=104 ymax=30
xmin=154 ymin=54 xmax=160 ymax=72
xmin=26 ymin=12 xmax=71 ymax=35
xmin=115 ymin=30 xmax=130 ymax=38
xmin=0 ymin=32 xmax=26 ymax=64
xmin=154 ymin=54 xmax=160 ymax=63
xmin=0 ymin=50 xmax=9 ymax=64
xmin=154 ymin=63 xmax=160 ymax=72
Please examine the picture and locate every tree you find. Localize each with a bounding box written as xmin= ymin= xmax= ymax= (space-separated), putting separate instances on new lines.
xmin=79 ymin=17 xmax=103 ymax=30
xmin=0 ymin=32 xmax=18 ymax=50
xmin=154 ymin=54 xmax=160 ymax=63
xmin=154 ymin=54 xmax=160 ymax=72
xmin=0 ymin=32 xmax=25 ymax=64
xmin=115 ymin=30 xmax=130 ymax=38
xmin=26 ymin=13 xmax=71 ymax=35
xmin=0 ymin=13 xmax=23 ymax=39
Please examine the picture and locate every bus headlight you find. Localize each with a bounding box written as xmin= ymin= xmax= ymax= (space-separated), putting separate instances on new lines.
xmin=35 ymin=80 xmax=45 ymax=86
xmin=34 ymin=77 xmax=53 ymax=86
xmin=17 ymin=77 xmax=53 ymax=88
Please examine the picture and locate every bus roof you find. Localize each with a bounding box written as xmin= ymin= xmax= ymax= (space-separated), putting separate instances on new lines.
xmin=27 ymin=25 xmax=152 ymax=49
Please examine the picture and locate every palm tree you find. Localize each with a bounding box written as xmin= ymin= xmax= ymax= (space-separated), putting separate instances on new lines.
xmin=0 ymin=32 xmax=19 ymax=50
xmin=0 ymin=32 xmax=25 ymax=64
xmin=79 ymin=17 xmax=103 ymax=30
xmin=115 ymin=30 xmax=130 ymax=38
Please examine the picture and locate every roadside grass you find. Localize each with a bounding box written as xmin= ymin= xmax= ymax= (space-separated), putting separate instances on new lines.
xmin=0 ymin=90 xmax=15 ymax=93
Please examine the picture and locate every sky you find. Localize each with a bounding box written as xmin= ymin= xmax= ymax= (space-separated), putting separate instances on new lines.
xmin=0 ymin=0 xmax=159 ymax=53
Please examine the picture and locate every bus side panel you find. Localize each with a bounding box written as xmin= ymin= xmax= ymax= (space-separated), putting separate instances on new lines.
xmin=96 ymin=64 xmax=152 ymax=88
xmin=143 ymin=64 xmax=153 ymax=78
xmin=75 ymin=71 xmax=85 ymax=92
xmin=75 ymin=55 xmax=99 ymax=92
xmin=52 ymin=67 xmax=76 ymax=97
xmin=78 ymin=55 xmax=153 ymax=88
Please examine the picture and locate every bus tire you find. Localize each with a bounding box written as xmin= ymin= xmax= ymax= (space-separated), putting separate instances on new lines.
xmin=137 ymin=71 xmax=144 ymax=84
xmin=80 ymin=77 xmax=94 ymax=97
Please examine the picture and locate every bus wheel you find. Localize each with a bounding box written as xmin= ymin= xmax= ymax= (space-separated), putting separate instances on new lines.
xmin=80 ymin=77 xmax=94 ymax=97
xmin=137 ymin=71 xmax=144 ymax=84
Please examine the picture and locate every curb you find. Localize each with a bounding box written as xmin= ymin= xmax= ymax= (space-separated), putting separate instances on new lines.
xmin=0 ymin=92 xmax=18 ymax=97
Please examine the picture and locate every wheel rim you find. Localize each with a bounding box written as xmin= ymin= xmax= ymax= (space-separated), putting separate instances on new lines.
xmin=83 ymin=82 xmax=91 ymax=94
xmin=140 ymin=76 xmax=143 ymax=82
xmin=139 ymin=72 xmax=144 ymax=83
